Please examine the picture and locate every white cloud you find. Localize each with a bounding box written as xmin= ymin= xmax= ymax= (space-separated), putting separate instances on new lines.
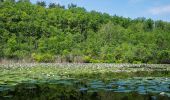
xmin=149 ymin=5 xmax=170 ymax=15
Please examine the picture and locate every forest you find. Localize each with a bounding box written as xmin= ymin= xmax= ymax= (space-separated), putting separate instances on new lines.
xmin=0 ymin=0 xmax=170 ymax=63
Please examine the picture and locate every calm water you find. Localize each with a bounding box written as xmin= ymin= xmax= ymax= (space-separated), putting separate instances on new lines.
xmin=0 ymin=77 xmax=170 ymax=100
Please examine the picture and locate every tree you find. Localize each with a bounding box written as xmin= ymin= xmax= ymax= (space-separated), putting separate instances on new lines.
xmin=144 ymin=19 xmax=154 ymax=31
xmin=48 ymin=3 xmax=56 ymax=8
xmin=0 ymin=1 xmax=170 ymax=63
xmin=36 ymin=1 xmax=46 ymax=7
xmin=68 ymin=3 xmax=77 ymax=9
xmin=49 ymin=3 xmax=65 ymax=9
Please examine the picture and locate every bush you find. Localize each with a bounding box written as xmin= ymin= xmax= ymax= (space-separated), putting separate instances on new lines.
xmin=83 ymin=56 xmax=91 ymax=63
xmin=158 ymin=50 xmax=170 ymax=64
xmin=133 ymin=61 xmax=142 ymax=64
xmin=31 ymin=53 xmax=55 ymax=63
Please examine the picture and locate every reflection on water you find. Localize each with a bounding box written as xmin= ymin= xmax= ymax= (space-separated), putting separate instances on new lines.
xmin=0 ymin=77 xmax=170 ymax=100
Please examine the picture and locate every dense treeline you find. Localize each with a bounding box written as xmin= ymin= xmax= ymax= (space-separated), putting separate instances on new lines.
xmin=0 ymin=0 xmax=170 ymax=63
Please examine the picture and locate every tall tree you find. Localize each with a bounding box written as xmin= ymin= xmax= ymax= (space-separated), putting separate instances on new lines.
xmin=49 ymin=3 xmax=65 ymax=9
xmin=36 ymin=1 xmax=46 ymax=7
xmin=68 ymin=3 xmax=77 ymax=9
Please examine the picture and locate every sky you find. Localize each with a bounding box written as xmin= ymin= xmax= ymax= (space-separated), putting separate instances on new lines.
xmin=30 ymin=0 xmax=170 ymax=22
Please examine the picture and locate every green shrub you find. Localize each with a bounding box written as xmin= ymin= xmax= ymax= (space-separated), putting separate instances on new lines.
xmin=83 ymin=56 xmax=91 ymax=63
xmin=31 ymin=53 xmax=55 ymax=63
xmin=133 ymin=61 xmax=142 ymax=64
xmin=158 ymin=50 xmax=170 ymax=64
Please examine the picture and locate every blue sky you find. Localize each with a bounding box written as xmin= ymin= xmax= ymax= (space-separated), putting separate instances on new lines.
xmin=31 ymin=0 xmax=170 ymax=22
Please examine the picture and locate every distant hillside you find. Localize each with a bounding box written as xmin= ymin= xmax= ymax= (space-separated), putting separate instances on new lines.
xmin=0 ymin=1 xmax=170 ymax=63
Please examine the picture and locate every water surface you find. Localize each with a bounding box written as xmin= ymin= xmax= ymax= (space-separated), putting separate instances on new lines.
xmin=0 ymin=77 xmax=170 ymax=100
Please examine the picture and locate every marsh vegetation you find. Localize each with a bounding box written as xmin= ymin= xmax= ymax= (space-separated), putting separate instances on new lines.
xmin=0 ymin=64 xmax=170 ymax=100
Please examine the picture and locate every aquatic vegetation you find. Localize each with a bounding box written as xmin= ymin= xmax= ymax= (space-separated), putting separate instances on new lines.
xmin=0 ymin=63 xmax=170 ymax=100
xmin=0 ymin=63 xmax=169 ymax=85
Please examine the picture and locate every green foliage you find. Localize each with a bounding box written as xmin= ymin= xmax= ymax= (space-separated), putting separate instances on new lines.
xmin=49 ymin=3 xmax=65 ymax=9
xmin=31 ymin=53 xmax=55 ymax=63
xmin=36 ymin=1 xmax=46 ymax=7
xmin=158 ymin=50 xmax=170 ymax=64
xmin=83 ymin=56 xmax=91 ymax=63
xmin=0 ymin=1 xmax=170 ymax=63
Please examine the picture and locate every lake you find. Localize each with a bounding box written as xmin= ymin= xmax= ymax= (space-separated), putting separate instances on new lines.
xmin=0 ymin=63 xmax=170 ymax=100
